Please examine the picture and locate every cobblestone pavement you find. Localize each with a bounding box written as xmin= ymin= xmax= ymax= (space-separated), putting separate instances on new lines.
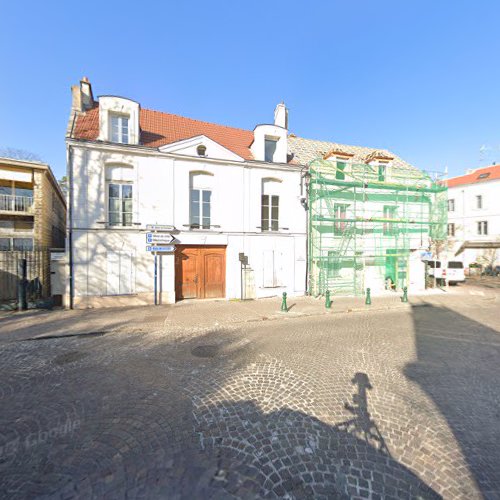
xmin=0 ymin=293 xmax=499 ymax=499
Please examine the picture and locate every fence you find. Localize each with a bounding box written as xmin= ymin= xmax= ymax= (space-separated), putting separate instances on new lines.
xmin=0 ymin=194 xmax=34 ymax=212
xmin=0 ymin=249 xmax=51 ymax=309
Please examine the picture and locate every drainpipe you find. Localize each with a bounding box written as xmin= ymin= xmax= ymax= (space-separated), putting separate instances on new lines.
xmin=68 ymin=145 xmax=74 ymax=309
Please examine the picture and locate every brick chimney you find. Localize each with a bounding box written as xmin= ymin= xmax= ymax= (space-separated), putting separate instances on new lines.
xmin=71 ymin=76 xmax=94 ymax=113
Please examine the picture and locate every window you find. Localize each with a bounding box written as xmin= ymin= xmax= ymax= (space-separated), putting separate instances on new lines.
xmin=448 ymin=199 xmax=455 ymax=212
xmin=336 ymin=160 xmax=346 ymax=180
xmin=447 ymin=223 xmax=455 ymax=237
xmin=265 ymin=138 xmax=278 ymax=162
xmin=197 ymin=145 xmax=207 ymax=157
xmin=0 ymin=237 xmax=33 ymax=251
xmin=190 ymin=173 xmax=213 ymax=229
xmin=190 ymin=189 xmax=211 ymax=229
xmin=0 ymin=238 xmax=10 ymax=251
xmin=108 ymin=183 xmax=133 ymax=226
xmin=476 ymin=195 xmax=483 ymax=209
xmin=110 ymin=114 xmax=129 ymax=143
xmin=378 ymin=163 xmax=387 ymax=182
xmin=333 ymin=203 xmax=349 ymax=234
xmin=478 ymin=173 xmax=490 ymax=179
xmin=383 ymin=206 xmax=397 ymax=235
xmin=13 ymin=238 xmax=33 ymax=251
xmin=261 ymin=195 xmax=279 ymax=231
xmin=478 ymin=221 xmax=488 ymax=235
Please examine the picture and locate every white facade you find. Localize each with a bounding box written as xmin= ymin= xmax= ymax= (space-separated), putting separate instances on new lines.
xmin=67 ymin=91 xmax=306 ymax=307
xmin=446 ymin=168 xmax=500 ymax=267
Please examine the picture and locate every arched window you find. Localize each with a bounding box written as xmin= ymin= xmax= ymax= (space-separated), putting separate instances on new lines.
xmin=190 ymin=172 xmax=213 ymax=229
xmin=261 ymin=178 xmax=281 ymax=231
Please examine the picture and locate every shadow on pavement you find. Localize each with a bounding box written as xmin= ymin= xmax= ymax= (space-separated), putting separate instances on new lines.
xmin=405 ymin=303 xmax=500 ymax=498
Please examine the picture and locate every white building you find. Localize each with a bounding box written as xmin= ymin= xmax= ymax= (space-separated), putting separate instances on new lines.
xmin=66 ymin=78 xmax=307 ymax=307
xmin=446 ymin=164 xmax=500 ymax=268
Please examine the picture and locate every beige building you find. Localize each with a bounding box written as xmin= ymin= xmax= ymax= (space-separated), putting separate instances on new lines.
xmin=0 ymin=157 xmax=66 ymax=250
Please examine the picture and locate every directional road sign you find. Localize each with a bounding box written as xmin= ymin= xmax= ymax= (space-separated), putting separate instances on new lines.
xmin=146 ymin=245 xmax=175 ymax=252
xmin=146 ymin=233 xmax=175 ymax=244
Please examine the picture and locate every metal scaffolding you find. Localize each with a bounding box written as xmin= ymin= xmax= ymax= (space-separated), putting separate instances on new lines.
xmin=308 ymin=158 xmax=448 ymax=296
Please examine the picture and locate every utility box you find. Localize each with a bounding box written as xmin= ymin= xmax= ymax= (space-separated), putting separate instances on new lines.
xmin=50 ymin=250 xmax=67 ymax=307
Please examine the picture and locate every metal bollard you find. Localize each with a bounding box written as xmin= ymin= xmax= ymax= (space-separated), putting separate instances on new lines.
xmin=281 ymin=292 xmax=288 ymax=312
xmin=325 ymin=290 xmax=332 ymax=309
xmin=18 ymin=258 xmax=28 ymax=311
xmin=365 ymin=288 xmax=372 ymax=305
xmin=401 ymin=286 xmax=408 ymax=303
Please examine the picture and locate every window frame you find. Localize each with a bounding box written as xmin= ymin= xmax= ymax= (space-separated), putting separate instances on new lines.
xmin=107 ymin=182 xmax=133 ymax=227
xmin=333 ymin=203 xmax=349 ymax=235
xmin=109 ymin=113 xmax=130 ymax=144
xmin=383 ymin=205 xmax=397 ymax=235
xmin=261 ymin=194 xmax=279 ymax=232
xmin=264 ymin=138 xmax=278 ymax=163
xmin=476 ymin=195 xmax=483 ymax=209
xmin=477 ymin=220 xmax=488 ymax=235
xmin=448 ymin=199 xmax=455 ymax=212
xmin=447 ymin=223 xmax=455 ymax=237
xmin=190 ymin=187 xmax=212 ymax=229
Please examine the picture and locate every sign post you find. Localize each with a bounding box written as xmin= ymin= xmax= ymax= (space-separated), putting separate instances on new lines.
xmin=146 ymin=231 xmax=175 ymax=305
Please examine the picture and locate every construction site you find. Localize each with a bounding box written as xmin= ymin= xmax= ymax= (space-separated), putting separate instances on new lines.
xmin=307 ymin=152 xmax=448 ymax=297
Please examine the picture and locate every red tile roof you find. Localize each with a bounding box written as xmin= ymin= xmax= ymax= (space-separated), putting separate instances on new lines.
xmin=73 ymin=105 xmax=256 ymax=160
xmin=446 ymin=164 xmax=500 ymax=188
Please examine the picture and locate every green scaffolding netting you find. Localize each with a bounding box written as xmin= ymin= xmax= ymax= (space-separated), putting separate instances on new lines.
xmin=307 ymin=159 xmax=448 ymax=297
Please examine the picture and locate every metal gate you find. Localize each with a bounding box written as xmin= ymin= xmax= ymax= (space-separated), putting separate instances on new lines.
xmin=0 ymin=249 xmax=51 ymax=309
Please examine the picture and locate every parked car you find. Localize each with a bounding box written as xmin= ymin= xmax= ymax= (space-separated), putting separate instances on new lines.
xmin=483 ymin=265 xmax=500 ymax=277
xmin=426 ymin=260 xmax=443 ymax=279
xmin=446 ymin=261 xmax=465 ymax=285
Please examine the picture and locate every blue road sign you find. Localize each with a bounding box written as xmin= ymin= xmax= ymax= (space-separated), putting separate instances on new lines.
xmin=146 ymin=245 xmax=175 ymax=252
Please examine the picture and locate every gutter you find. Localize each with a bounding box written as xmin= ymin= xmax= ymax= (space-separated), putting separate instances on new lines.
xmin=67 ymin=145 xmax=74 ymax=309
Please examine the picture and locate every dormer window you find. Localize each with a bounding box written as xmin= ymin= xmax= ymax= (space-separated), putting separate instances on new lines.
xmin=110 ymin=113 xmax=129 ymax=144
xmin=197 ymin=145 xmax=207 ymax=157
xmin=378 ymin=162 xmax=388 ymax=182
xmin=265 ymin=138 xmax=278 ymax=162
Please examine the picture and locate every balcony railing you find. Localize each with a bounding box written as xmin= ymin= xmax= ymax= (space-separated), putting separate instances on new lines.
xmin=0 ymin=194 xmax=34 ymax=212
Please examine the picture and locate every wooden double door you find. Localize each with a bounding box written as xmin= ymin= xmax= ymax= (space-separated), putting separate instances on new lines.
xmin=175 ymin=245 xmax=226 ymax=300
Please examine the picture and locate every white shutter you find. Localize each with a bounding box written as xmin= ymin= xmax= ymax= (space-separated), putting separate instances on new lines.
xmin=107 ymin=251 xmax=134 ymax=295
xmin=119 ymin=252 xmax=134 ymax=294
xmin=263 ymin=250 xmax=275 ymax=287
xmin=107 ymin=252 xmax=120 ymax=295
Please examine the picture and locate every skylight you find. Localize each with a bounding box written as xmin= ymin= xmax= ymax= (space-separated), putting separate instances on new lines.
xmin=478 ymin=173 xmax=490 ymax=179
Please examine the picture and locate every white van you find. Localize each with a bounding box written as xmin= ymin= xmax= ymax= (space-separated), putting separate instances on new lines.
xmin=445 ymin=261 xmax=465 ymax=285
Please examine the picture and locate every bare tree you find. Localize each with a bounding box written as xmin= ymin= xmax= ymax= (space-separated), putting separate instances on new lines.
xmin=0 ymin=147 xmax=44 ymax=162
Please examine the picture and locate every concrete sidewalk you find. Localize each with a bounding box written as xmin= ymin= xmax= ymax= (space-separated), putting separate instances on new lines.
xmin=0 ymin=289 xmax=456 ymax=343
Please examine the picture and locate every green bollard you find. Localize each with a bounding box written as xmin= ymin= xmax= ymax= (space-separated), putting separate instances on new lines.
xmin=401 ymin=286 xmax=408 ymax=303
xmin=325 ymin=290 xmax=332 ymax=309
xmin=365 ymin=288 xmax=372 ymax=305
xmin=281 ymin=292 xmax=288 ymax=312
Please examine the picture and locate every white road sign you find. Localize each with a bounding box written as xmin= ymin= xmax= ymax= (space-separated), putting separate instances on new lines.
xmin=146 ymin=233 xmax=175 ymax=244
xmin=146 ymin=224 xmax=175 ymax=232
xmin=146 ymin=245 xmax=175 ymax=252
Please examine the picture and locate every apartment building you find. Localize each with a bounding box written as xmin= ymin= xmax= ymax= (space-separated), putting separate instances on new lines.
xmin=446 ymin=164 xmax=500 ymax=267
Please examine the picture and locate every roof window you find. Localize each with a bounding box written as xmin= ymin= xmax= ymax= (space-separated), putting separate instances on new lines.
xmin=478 ymin=173 xmax=490 ymax=179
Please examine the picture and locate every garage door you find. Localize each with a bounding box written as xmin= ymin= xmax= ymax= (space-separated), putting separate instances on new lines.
xmin=175 ymin=246 xmax=226 ymax=300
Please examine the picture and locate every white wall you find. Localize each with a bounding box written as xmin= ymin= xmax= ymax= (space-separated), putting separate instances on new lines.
xmin=447 ymin=179 xmax=500 ymax=266
xmin=69 ymin=142 xmax=306 ymax=305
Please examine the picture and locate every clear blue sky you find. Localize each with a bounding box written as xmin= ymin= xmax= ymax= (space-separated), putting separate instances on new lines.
xmin=1 ymin=0 xmax=500 ymax=180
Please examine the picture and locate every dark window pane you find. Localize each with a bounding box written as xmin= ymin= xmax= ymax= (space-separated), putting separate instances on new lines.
xmin=271 ymin=220 xmax=279 ymax=231
xmin=122 ymin=185 xmax=132 ymax=198
xmin=0 ymin=238 xmax=11 ymax=251
xmin=336 ymin=162 xmax=346 ymax=180
xmin=191 ymin=189 xmax=200 ymax=202
xmin=262 ymin=220 xmax=269 ymax=231
xmin=13 ymin=238 xmax=33 ymax=251
xmin=202 ymin=218 xmax=210 ymax=229
xmin=109 ymin=213 xmax=120 ymax=225
xmin=109 ymin=184 xmax=120 ymax=198
xmin=262 ymin=205 xmax=269 ymax=221
xmin=265 ymin=139 xmax=277 ymax=162
xmin=123 ymin=199 xmax=133 ymax=212
xmin=271 ymin=205 xmax=278 ymax=220
xmin=202 ymin=190 xmax=211 ymax=203
xmin=123 ymin=213 xmax=132 ymax=226
xmin=109 ymin=199 xmax=121 ymax=212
